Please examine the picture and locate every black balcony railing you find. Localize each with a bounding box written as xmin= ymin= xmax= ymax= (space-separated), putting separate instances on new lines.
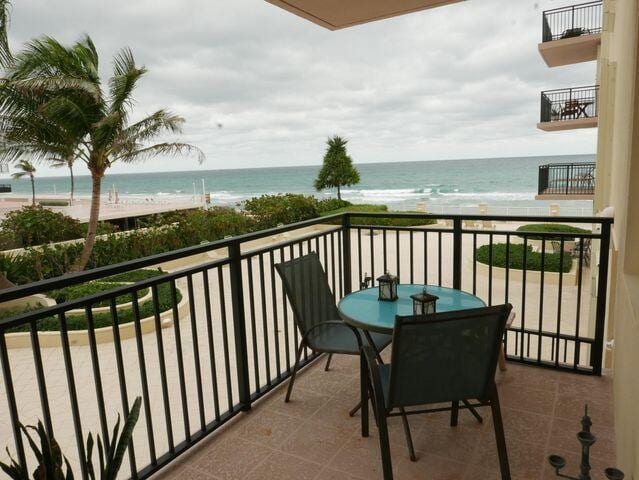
xmin=0 ymin=212 xmax=612 ymax=479
xmin=542 ymin=1 xmax=603 ymax=42
xmin=540 ymin=85 xmax=599 ymax=123
xmin=0 ymin=183 xmax=11 ymax=193
xmin=538 ymin=162 xmax=596 ymax=196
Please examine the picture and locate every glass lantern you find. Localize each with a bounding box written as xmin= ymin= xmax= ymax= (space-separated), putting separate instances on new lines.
xmin=377 ymin=272 xmax=399 ymax=301
xmin=410 ymin=287 xmax=439 ymax=315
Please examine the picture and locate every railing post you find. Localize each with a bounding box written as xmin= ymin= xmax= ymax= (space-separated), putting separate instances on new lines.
xmin=453 ymin=218 xmax=462 ymax=290
xmin=592 ymin=221 xmax=611 ymax=375
xmin=342 ymin=214 xmax=352 ymax=295
xmin=228 ymin=240 xmax=252 ymax=411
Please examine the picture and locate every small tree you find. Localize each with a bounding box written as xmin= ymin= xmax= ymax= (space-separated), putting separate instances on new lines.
xmin=314 ymin=135 xmax=360 ymax=201
xmin=11 ymin=159 xmax=36 ymax=204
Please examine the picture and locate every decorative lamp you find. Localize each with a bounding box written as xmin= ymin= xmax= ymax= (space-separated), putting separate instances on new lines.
xmin=377 ymin=272 xmax=398 ymax=301
xmin=548 ymin=405 xmax=624 ymax=480
xmin=410 ymin=287 xmax=439 ymax=315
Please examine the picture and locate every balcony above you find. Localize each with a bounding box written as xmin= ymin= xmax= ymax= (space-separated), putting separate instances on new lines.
xmin=537 ymin=86 xmax=599 ymax=131
xmin=539 ymin=1 xmax=602 ymax=67
xmin=264 ymin=0 xmax=465 ymax=30
xmin=536 ymin=162 xmax=596 ymax=200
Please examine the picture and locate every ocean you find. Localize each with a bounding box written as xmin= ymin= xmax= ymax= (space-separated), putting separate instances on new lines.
xmin=3 ymin=154 xmax=595 ymax=214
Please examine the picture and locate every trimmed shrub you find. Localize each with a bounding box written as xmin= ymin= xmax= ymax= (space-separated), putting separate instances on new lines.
xmin=476 ymin=243 xmax=572 ymax=273
xmin=316 ymin=198 xmax=351 ymax=214
xmin=49 ymin=282 xmax=150 ymax=308
xmin=3 ymin=269 xmax=179 ymax=332
xmin=321 ymin=204 xmax=437 ymax=227
xmin=38 ymin=200 xmax=70 ymax=207
xmin=516 ymin=223 xmax=590 ymax=241
xmin=244 ymin=194 xmax=319 ymax=229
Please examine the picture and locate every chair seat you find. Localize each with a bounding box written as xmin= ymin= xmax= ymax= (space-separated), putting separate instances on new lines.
xmin=308 ymin=321 xmax=391 ymax=354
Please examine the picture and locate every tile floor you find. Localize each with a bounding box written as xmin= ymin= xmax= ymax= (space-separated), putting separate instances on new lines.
xmin=154 ymin=355 xmax=615 ymax=480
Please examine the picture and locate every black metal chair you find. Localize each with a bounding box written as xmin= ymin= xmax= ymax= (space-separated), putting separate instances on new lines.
xmin=275 ymin=252 xmax=392 ymax=403
xmin=360 ymin=304 xmax=513 ymax=480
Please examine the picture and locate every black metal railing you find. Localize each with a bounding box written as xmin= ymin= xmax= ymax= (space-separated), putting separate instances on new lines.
xmin=538 ymin=162 xmax=596 ymax=196
xmin=0 ymin=212 xmax=612 ymax=479
xmin=0 ymin=183 xmax=11 ymax=193
xmin=540 ymin=85 xmax=599 ymax=123
xmin=542 ymin=1 xmax=603 ymax=42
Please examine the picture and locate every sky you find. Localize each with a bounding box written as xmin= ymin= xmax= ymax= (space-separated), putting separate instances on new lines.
xmin=6 ymin=0 xmax=598 ymax=176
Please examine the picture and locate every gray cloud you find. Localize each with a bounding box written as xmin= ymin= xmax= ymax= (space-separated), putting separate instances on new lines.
xmin=8 ymin=0 xmax=597 ymax=175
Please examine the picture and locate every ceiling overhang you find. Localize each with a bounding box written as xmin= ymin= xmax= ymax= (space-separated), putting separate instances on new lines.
xmin=265 ymin=0 xmax=465 ymax=30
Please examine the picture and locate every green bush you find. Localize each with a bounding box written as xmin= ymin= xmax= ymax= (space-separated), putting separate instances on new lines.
xmin=244 ymin=194 xmax=319 ymax=229
xmin=516 ymin=223 xmax=591 ymax=241
xmin=0 ymin=205 xmax=118 ymax=249
xmin=49 ymin=282 xmax=150 ymax=308
xmin=475 ymin=243 xmax=572 ymax=273
xmin=321 ymin=204 xmax=437 ymax=227
xmin=0 ymin=208 xmax=257 ymax=285
xmin=316 ymin=198 xmax=351 ymax=214
xmin=8 ymin=281 xmax=180 ymax=332
xmin=3 ymin=269 xmax=179 ymax=332
xmin=1 ymin=205 xmax=85 ymax=247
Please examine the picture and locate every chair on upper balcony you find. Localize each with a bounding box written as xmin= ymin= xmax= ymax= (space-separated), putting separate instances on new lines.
xmin=360 ymin=304 xmax=512 ymax=480
xmin=275 ymin=252 xmax=392 ymax=404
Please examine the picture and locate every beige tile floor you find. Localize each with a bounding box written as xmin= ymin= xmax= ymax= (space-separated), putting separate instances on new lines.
xmin=154 ymin=355 xmax=615 ymax=480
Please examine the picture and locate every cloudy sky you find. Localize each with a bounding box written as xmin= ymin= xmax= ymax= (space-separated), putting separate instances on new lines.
xmin=8 ymin=0 xmax=597 ymax=176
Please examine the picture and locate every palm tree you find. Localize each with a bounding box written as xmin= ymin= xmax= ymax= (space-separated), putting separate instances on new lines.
xmin=0 ymin=35 xmax=204 ymax=271
xmin=11 ymin=159 xmax=35 ymax=204
xmin=0 ymin=0 xmax=12 ymax=68
xmin=314 ymin=135 xmax=360 ymax=201
xmin=51 ymin=157 xmax=75 ymax=204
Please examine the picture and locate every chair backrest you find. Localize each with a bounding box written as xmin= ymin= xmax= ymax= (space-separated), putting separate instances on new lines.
xmin=275 ymin=252 xmax=340 ymax=337
xmin=387 ymin=304 xmax=512 ymax=408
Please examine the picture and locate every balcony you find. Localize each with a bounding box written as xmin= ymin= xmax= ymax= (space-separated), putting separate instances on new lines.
xmin=537 ymin=162 xmax=596 ymax=200
xmin=537 ymin=86 xmax=599 ymax=131
xmin=539 ymin=1 xmax=603 ymax=67
xmin=264 ymin=0 xmax=465 ymax=30
xmin=0 ymin=212 xmax=615 ymax=479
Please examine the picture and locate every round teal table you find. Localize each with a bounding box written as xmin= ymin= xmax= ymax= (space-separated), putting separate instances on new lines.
xmin=338 ymin=284 xmax=486 ymax=334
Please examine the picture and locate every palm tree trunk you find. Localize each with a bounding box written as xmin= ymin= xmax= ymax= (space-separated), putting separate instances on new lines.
xmin=72 ymin=171 xmax=102 ymax=272
xmin=68 ymin=162 xmax=74 ymax=205
xmin=30 ymin=173 xmax=35 ymax=205
xmin=337 ymin=185 xmax=341 ymax=201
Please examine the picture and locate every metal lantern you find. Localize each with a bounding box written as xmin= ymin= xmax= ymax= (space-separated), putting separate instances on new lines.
xmin=377 ymin=272 xmax=398 ymax=301
xmin=410 ymin=287 xmax=439 ymax=315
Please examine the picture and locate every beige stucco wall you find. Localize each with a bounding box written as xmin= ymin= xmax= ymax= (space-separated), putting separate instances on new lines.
xmin=595 ymin=0 xmax=639 ymax=475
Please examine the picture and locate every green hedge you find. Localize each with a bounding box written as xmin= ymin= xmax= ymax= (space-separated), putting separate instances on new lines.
xmin=322 ymin=204 xmax=437 ymax=227
xmin=4 ymin=269 xmax=180 ymax=332
xmin=475 ymin=243 xmax=572 ymax=273
xmin=244 ymin=194 xmax=319 ymax=229
xmin=516 ymin=223 xmax=590 ymax=241
xmin=0 ymin=205 xmax=117 ymax=250
xmin=0 ymin=208 xmax=255 ymax=285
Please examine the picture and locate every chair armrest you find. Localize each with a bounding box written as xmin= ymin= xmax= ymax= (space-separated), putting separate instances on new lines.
xmin=302 ymin=320 xmax=364 ymax=348
xmin=361 ymin=345 xmax=388 ymax=416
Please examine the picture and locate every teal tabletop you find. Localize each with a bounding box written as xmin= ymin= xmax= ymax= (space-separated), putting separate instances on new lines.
xmin=338 ymin=284 xmax=486 ymax=334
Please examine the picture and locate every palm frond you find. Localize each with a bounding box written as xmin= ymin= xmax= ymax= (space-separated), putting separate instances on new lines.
xmin=108 ymin=47 xmax=146 ymax=119
xmin=114 ymin=141 xmax=205 ymax=165
xmin=0 ymin=0 xmax=13 ymax=68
